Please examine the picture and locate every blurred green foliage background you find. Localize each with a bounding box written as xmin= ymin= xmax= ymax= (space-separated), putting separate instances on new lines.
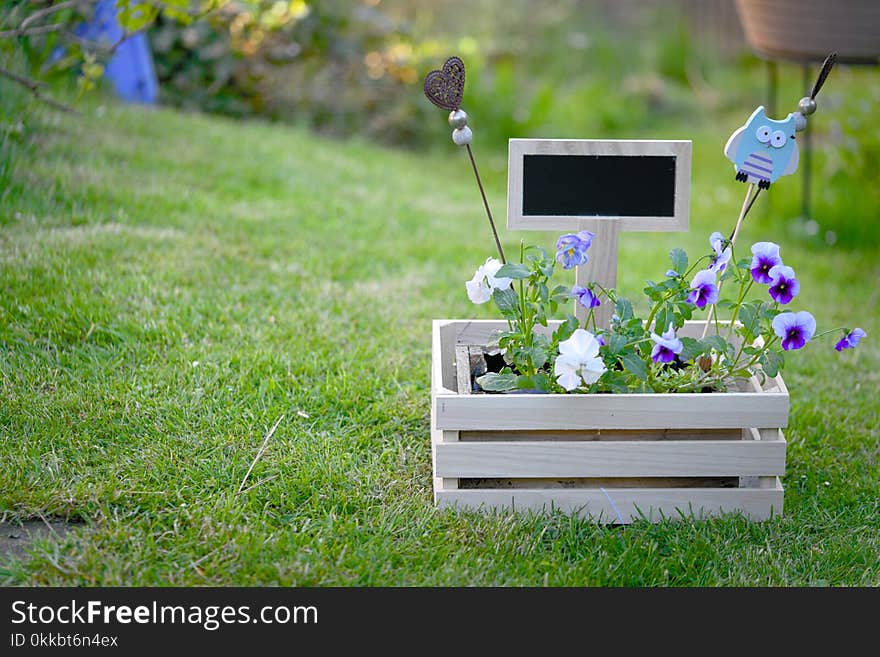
xmin=2 ymin=0 xmax=879 ymax=246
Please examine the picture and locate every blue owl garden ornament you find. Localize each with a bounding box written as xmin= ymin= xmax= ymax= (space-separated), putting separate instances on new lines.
xmin=724 ymin=106 xmax=799 ymax=190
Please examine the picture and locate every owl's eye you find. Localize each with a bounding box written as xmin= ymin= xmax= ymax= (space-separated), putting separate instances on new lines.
xmin=770 ymin=130 xmax=787 ymax=148
xmin=755 ymin=125 xmax=771 ymax=143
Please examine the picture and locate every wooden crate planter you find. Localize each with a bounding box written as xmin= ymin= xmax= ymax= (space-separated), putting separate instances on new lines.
xmin=432 ymin=319 xmax=788 ymax=524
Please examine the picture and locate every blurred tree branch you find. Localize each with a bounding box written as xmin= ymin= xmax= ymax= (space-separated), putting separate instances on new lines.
xmin=0 ymin=66 xmax=78 ymax=113
xmin=0 ymin=0 xmax=93 ymax=112
xmin=0 ymin=0 xmax=226 ymax=113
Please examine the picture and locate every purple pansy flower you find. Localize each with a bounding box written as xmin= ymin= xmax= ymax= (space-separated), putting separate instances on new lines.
xmin=572 ymin=285 xmax=600 ymax=308
xmin=555 ymin=230 xmax=595 ymax=270
xmin=835 ymin=328 xmax=866 ymax=352
xmin=750 ymin=242 xmax=782 ymax=284
xmin=687 ymin=269 xmax=719 ymax=309
xmin=708 ymin=231 xmax=731 ymax=274
xmin=665 ymin=269 xmax=678 ymax=278
xmin=767 ymin=264 xmax=800 ymax=305
xmin=650 ymin=324 xmax=683 ymax=364
xmin=772 ymin=311 xmax=816 ymax=351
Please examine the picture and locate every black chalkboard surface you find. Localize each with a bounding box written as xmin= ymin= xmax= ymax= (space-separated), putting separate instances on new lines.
xmin=522 ymin=154 xmax=676 ymax=217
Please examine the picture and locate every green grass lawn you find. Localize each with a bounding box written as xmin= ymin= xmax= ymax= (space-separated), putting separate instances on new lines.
xmin=1 ymin=91 xmax=878 ymax=585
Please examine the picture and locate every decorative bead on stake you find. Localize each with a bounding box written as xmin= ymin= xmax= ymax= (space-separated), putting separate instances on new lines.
xmin=452 ymin=126 xmax=473 ymax=146
xmin=424 ymin=56 xmax=506 ymax=264
xmin=798 ymin=96 xmax=817 ymax=116
xmin=448 ymin=109 xmax=468 ymax=129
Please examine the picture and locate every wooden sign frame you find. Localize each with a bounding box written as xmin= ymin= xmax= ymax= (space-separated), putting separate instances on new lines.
xmin=507 ymin=139 xmax=691 ymax=231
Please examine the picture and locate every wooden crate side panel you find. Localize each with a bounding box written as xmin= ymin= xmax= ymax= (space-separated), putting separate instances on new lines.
xmin=434 ymin=440 xmax=785 ymax=478
xmin=435 ymin=480 xmax=783 ymax=524
xmin=432 ymin=320 xmax=458 ymax=393
xmin=434 ymin=392 xmax=788 ymax=430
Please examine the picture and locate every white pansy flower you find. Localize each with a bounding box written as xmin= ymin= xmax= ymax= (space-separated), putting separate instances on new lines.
xmin=553 ymin=329 xmax=606 ymax=391
xmin=465 ymin=257 xmax=512 ymax=305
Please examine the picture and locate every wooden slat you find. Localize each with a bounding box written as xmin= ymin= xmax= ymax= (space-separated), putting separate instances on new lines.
xmin=455 ymin=344 xmax=472 ymax=395
xmin=436 ymin=479 xmax=783 ymax=524
xmin=434 ymin=390 xmax=788 ymax=430
xmin=432 ymin=320 xmax=457 ymax=394
xmin=506 ymin=139 xmax=691 ymax=232
xmin=435 ymin=440 xmax=785 ymax=478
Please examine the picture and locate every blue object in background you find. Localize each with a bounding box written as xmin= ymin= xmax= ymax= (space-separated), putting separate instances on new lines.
xmin=78 ymin=1 xmax=158 ymax=104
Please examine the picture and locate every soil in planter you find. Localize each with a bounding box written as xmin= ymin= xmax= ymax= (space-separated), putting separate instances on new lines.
xmin=458 ymin=428 xmax=746 ymax=442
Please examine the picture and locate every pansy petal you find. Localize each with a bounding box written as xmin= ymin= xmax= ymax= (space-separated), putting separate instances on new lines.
xmin=556 ymin=371 xmax=581 ymax=391
xmin=579 ymin=357 xmax=606 ymax=384
xmin=554 ymin=353 xmax=580 ymax=375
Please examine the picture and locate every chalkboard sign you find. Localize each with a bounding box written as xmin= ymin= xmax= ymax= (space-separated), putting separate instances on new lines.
xmin=507 ymin=139 xmax=691 ymax=232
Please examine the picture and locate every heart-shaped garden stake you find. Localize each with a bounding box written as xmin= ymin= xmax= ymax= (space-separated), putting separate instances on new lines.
xmin=423 ymin=56 xmax=465 ymax=110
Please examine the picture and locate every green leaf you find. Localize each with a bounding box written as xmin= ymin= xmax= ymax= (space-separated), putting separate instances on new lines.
xmin=644 ymin=285 xmax=661 ymax=302
xmin=553 ymin=315 xmax=579 ymax=344
xmin=736 ymin=257 xmax=752 ymax=270
xmin=607 ymin=333 xmax=628 ymax=355
xmin=719 ymin=267 xmax=737 ymax=282
xmin=621 ymin=352 xmax=648 ymax=381
xmin=615 ymin=297 xmax=634 ymax=321
xmin=759 ymin=351 xmax=784 ymax=378
xmin=538 ymin=282 xmax=550 ymax=303
xmin=118 ymin=3 xmax=160 ymax=32
xmin=492 ymin=287 xmax=519 ymax=317
xmin=679 ymin=336 xmax=704 ymax=361
xmin=605 ymin=371 xmax=631 ymax=394
xmin=475 ymin=372 xmax=519 ymax=392
xmin=494 ymin=263 xmax=530 ymax=279
xmin=162 ymin=6 xmax=193 ymax=24
xmin=738 ymin=302 xmax=760 ymax=340
xmin=654 ymin=307 xmax=672 ymax=334
xmin=550 ymin=284 xmax=570 ymax=299
xmin=526 ymin=346 xmax=548 ymax=369
xmin=759 ymin=302 xmax=778 ymax=320
xmin=669 ymin=248 xmax=688 ymax=274
xmin=517 ymin=373 xmax=551 ymax=391
xmin=704 ymin=335 xmax=729 ymax=353
xmin=675 ymin=301 xmax=693 ymax=321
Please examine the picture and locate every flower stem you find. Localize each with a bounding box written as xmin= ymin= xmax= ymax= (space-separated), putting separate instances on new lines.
xmin=585 ymin=307 xmax=596 ymax=332
xmin=726 ymin=278 xmax=754 ymax=341
xmin=739 ymin=335 xmax=779 ymax=371
xmin=702 ymin=183 xmax=760 ymax=339
xmin=812 ymin=328 xmax=845 ymax=340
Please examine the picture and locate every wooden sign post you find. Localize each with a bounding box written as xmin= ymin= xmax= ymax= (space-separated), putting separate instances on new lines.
xmin=507 ymin=139 xmax=692 ymax=327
